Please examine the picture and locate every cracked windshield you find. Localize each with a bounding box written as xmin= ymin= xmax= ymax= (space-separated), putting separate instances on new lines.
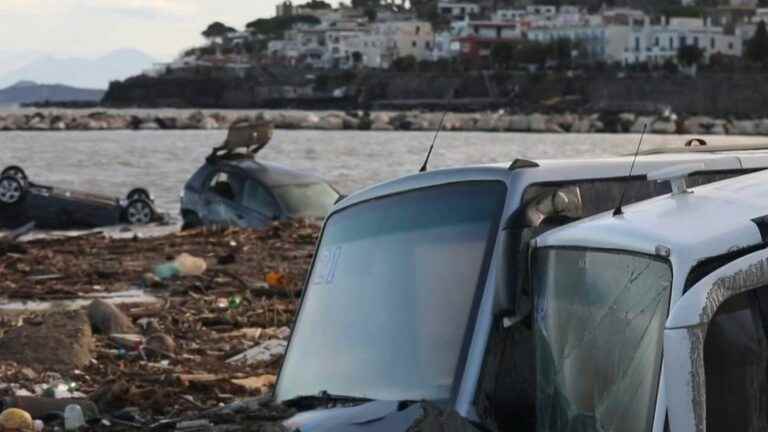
xmin=534 ymin=248 xmax=672 ymax=432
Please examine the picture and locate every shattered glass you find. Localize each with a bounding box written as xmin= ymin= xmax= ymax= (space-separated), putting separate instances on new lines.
xmin=704 ymin=291 xmax=768 ymax=432
xmin=534 ymin=248 xmax=671 ymax=432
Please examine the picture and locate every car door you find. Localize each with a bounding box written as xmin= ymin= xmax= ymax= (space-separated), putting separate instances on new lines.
xmin=201 ymin=170 xmax=247 ymax=226
xmin=238 ymin=178 xmax=282 ymax=228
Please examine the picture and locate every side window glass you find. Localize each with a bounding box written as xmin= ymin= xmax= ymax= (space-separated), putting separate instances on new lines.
xmin=242 ymin=180 xmax=280 ymax=215
xmin=207 ymin=172 xmax=242 ymax=202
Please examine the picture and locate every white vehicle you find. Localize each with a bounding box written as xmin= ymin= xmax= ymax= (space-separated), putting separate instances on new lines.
xmin=532 ymin=166 xmax=768 ymax=432
xmin=274 ymin=142 xmax=768 ymax=432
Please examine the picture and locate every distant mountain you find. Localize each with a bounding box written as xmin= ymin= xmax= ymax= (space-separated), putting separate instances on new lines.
xmin=0 ymin=49 xmax=159 ymax=89
xmin=0 ymin=81 xmax=104 ymax=104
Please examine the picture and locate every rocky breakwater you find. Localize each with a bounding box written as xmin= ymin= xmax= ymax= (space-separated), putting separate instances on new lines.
xmin=4 ymin=110 xmax=768 ymax=135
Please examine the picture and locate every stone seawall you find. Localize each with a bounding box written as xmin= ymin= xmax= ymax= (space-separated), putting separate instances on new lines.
xmin=2 ymin=110 xmax=768 ymax=135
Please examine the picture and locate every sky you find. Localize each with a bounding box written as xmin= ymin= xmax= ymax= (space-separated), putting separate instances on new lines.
xmin=0 ymin=0 xmax=339 ymax=61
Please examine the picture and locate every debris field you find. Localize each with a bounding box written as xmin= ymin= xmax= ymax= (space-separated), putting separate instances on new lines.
xmin=0 ymin=221 xmax=321 ymax=430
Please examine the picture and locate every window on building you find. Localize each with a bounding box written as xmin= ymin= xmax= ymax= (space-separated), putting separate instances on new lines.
xmin=426 ymin=41 xmax=432 ymax=49
xmin=654 ymin=37 xmax=659 ymax=46
xmin=412 ymin=40 xmax=417 ymax=48
xmin=415 ymin=25 xmax=421 ymax=35
xmin=635 ymin=36 xmax=640 ymax=51
xmin=669 ymin=36 xmax=674 ymax=50
xmin=680 ymin=35 xmax=687 ymax=46
xmin=711 ymin=37 xmax=715 ymax=49
xmin=694 ymin=36 xmax=699 ymax=46
xmin=729 ymin=42 xmax=734 ymax=49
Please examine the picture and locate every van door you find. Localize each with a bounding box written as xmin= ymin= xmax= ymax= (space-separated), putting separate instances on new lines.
xmin=664 ymin=248 xmax=768 ymax=432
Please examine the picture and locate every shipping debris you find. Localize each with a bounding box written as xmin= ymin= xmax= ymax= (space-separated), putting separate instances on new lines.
xmin=0 ymin=221 xmax=319 ymax=430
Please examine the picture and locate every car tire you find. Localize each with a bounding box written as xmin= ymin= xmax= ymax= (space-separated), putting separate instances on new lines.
xmin=1 ymin=166 xmax=27 ymax=183
xmin=0 ymin=176 xmax=26 ymax=206
xmin=181 ymin=210 xmax=202 ymax=230
xmin=124 ymin=198 xmax=155 ymax=225
xmin=127 ymin=188 xmax=152 ymax=202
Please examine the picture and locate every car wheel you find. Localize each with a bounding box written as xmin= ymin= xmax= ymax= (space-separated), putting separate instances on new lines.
xmin=127 ymin=188 xmax=152 ymax=202
xmin=124 ymin=198 xmax=155 ymax=225
xmin=0 ymin=176 xmax=25 ymax=206
xmin=1 ymin=166 xmax=27 ymax=183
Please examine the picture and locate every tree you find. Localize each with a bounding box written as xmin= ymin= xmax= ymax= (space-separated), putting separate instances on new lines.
xmin=299 ymin=0 xmax=332 ymax=10
xmin=677 ymin=44 xmax=704 ymax=66
xmin=746 ymin=20 xmax=768 ymax=63
xmin=202 ymin=22 xmax=237 ymax=40
xmin=246 ymin=15 xmax=320 ymax=39
xmin=490 ymin=42 xmax=517 ymax=69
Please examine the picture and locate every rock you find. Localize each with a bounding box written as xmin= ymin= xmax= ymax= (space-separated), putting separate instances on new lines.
xmin=0 ymin=310 xmax=93 ymax=371
xmin=315 ymin=114 xmax=344 ymax=130
xmin=155 ymin=116 xmax=179 ymax=129
xmin=570 ymin=117 xmax=592 ymax=133
xmin=297 ymin=113 xmax=320 ymax=129
xmin=50 ymin=121 xmax=67 ymax=130
xmin=631 ymin=116 xmax=656 ymax=133
xmin=528 ymin=114 xmax=549 ymax=132
xmin=618 ymin=112 xmax=637 ymax=126
xmin=88 ymin=299 xmax=137 ymax=335
xmin=138 ymin=120 xmax=160 ymax=130
xmin=145 ymin=333 xmax=176 ymax=357
xmin=682 ymin=116 xmax=726 ymax=134
xmin=198 ymin=116 xmax=219 ymax=130
xmin=550 ymin=113 xmax=577 ymax=132
xmin=652 ymin=119 xmax=677 ymax=134
xmin=728 ymin=120 xmax=756 ymax=135
xmin=227 ymin=339 xmax=287 ymax=364
xmin=505 ymin=114 xmax=529 ymax=131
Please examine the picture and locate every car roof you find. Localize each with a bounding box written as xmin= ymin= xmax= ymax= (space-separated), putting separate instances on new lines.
xmin=536 ymin=168 xmax=768 ymax=262
xmin=333 ymin=150 xmax=768 ymax=213
xmin=208 ymin=157 xmax=326 ymax=187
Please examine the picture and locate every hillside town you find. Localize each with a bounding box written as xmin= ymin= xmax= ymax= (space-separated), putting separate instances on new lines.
xmin=145 ymin=0 xmax=768 ymax=75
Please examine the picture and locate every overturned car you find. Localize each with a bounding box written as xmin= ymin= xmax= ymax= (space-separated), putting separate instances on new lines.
xmin=268 ymin=143 xmax=768 ymax=431
xmin=0 ymin=165 xmax=159 ymax=229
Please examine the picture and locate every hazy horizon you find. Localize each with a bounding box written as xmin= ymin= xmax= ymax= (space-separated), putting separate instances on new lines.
xmin=0 ymin=0 xmax=342 ymax=61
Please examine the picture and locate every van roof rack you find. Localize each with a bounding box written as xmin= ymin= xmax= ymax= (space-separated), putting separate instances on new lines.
xmin=630 ymin=142 xmax=768 ymax=156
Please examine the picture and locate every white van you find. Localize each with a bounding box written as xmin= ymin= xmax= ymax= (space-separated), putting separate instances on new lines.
xmin=533 ymin=166 xmax=768 ymax=432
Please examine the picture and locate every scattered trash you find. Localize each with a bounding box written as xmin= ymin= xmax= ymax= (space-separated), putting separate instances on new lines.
xmin=227 ymin=339 xmax=288 ymax=364
xmin=88 ymin=299 xmax=137 ymax=334
xmin=63 ymin=404 xmax=85 ymax=431
xmin=0 ymin=221 xmax=317 ymax=428
xmin=0 ymin=407 xmax=34 ymax=432
xmin=265 ymin=271 xmax=286 ymax=288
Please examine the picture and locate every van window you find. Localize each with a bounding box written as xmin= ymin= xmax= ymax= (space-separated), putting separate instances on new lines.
xmin=704 ymin=290 xmax=768 ymax=431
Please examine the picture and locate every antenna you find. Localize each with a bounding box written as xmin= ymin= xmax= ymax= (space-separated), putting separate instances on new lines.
xmin=613 ymin=123 xmax=647 ymax=217
xmin=419 ymin=111 xmax=448 ymax=173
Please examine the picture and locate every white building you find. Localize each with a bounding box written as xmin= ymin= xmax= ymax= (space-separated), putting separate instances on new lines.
xmin=374 ymin=21 xmax=435 ymax=66
xmin=493 ymin=9 xmax=527 ymax=22
xmin=437 ymin=1 xmax=481 ymax=20
xmin=527 ymin=25 xmax=607 ymax=61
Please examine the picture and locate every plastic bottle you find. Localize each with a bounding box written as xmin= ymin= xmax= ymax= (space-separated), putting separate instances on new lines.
xmin=64 ymin=404 xmax=85 ymax=431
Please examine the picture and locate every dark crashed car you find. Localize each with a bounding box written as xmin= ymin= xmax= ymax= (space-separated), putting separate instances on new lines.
xmin=180 ymin=156 xmax=340 ymax=229
xmin=0 ymin=165 xmax=158 ymax=229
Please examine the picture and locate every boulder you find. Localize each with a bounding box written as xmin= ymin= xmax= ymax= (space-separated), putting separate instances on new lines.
xmin=550 ymin=113 xmax=577 ymax=132
xmin=505 ymin=114 xmax=529 ymax=132
xmin=682 ymin=116 xmax=725 ymax=134
xmin=138 ymin=120 xmax=159 ymax=130
xmin=314 ymin=114 xmax=344 ymax=130
xmin=474 ymin=113 xmax=504 ymax=131
xmin=570 ymin=117 xmax=592 ymax=133
xmin=0 ymin=310 xmax=93 ymax=371
xmin=728 ymin=120 xmax=756 ymax=135
xmin=652 ymin=119 xmax=677 ymax=134
xmin=528 ymin=114 xmax=549 ymax=132
xmin=630 ymin=116 xmax=656 ymax=133
xmin=88 ymin=299 xmax=137 ymax=335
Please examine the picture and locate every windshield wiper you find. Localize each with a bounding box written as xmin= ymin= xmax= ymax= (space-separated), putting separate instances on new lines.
xmin=282 ymin=390 xmax=372 ymax=410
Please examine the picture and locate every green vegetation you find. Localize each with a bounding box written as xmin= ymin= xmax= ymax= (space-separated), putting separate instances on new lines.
xmin=245 ymin=15 xmax=321 ymax=38
xmin=202 ymin=22 xmax=237 ymax=40
xmin=746 ymin=21 xmax=768 ymax=64
xmin=677 ymin=44 xmax=704 ymax=66
xmin=490 ymin=39 xmax=583 ymax=69
xmin=660 ymin=5 xmax=705 ymax=18
xmin=392 ymin=55 xmax=418 ymax=72
xmin=299 ymin=0 xmax=333 ymax=10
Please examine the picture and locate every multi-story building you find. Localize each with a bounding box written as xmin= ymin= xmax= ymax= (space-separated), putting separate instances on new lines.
xmin=437 ymin=1 xmax=481 ymax=20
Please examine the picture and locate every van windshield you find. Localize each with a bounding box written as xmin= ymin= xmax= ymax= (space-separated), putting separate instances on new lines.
xmin=275 ymin=181 xmax=506 ymax=402
xmin=534 ymin=248 xmax=671 ymax=432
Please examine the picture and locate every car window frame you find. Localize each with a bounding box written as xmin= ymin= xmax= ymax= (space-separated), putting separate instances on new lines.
xmin=240 ymin=177 xmax=284 ymax=219
xmin=203 ymin=168 xmax=246 ymax=204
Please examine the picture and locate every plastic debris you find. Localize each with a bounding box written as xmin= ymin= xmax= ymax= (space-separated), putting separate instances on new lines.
xmin=64 ymin=404 xmax=85 ymax=431
xmin=0 ymin=408 xmax=34 ymax=432
xmin=226 ymin=339 xmax=288 ymax=364
xmin=265 ymin=271 xmax=286 ymax=288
